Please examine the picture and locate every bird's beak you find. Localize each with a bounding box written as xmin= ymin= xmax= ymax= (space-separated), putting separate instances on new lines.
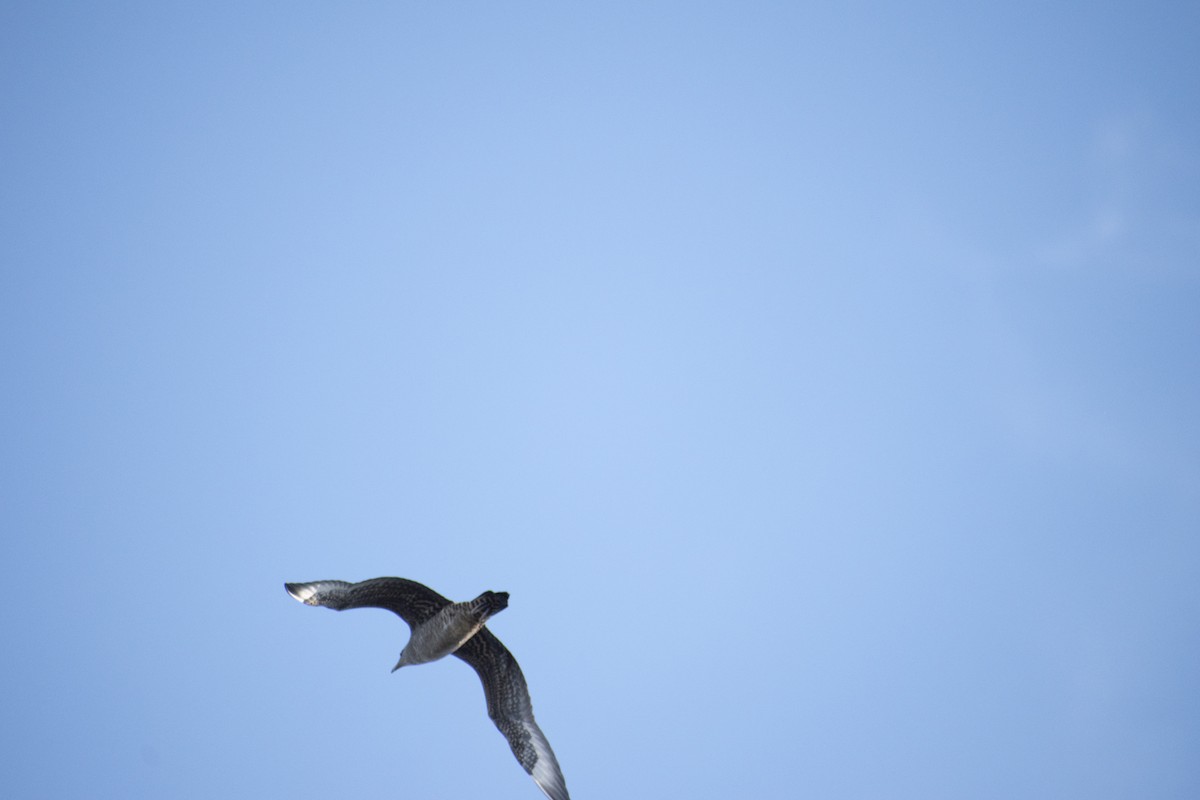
xmin=391 ymin=660 xmax=402 ymax=673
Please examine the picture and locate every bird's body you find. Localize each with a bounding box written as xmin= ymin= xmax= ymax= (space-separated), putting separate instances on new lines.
xmin=392 ymin=590 xmax=509 ymax=669
xmin=284 ymin=577 xmax=570 ymax=800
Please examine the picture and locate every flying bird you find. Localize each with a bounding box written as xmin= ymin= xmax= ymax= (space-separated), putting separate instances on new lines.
xmin=284 ymin=577 xmax=571 ymax=800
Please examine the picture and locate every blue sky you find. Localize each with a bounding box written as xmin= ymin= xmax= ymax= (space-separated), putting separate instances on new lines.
xmin=3 ymin=3 xmax=1198 ymax=798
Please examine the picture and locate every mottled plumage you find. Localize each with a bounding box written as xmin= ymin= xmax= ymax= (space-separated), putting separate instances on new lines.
xmin=284 ymin=577 xmax=570 ymax=800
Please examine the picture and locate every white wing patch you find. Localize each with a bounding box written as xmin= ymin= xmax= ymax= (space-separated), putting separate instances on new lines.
xmin=527 ymin=719 xmax=570 ymax=800
xmin=285 ymin=583 xmax=320 ymax=603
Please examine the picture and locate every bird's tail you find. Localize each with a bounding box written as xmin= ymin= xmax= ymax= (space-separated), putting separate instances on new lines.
xmin=469 ymin=590 xmax=509 ymax=622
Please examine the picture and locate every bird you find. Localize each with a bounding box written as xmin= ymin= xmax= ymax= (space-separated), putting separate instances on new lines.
xmin=284 ymin=577 xmax=571 ymax=800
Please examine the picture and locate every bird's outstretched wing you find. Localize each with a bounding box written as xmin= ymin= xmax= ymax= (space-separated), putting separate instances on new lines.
xmin=285 ymin=577 xmax=450 ymax=630
xmin=454 ymin=628 xmax=571 ymax=800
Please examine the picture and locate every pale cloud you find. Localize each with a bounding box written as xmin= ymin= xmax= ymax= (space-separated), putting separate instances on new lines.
xmin=1034 ymin=205 xmax=1127 ymax=268
xmin=1034 ymin=116 xmax=1200 ymax=277
xmin=884 ymin=143 xmax=1199 ymax=493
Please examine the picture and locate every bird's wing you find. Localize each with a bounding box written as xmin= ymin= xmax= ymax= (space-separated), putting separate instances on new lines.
xmin=454 ymin=628 xmax=571 ymax=800
xmin=285 ymin=577 xmax=450 ymax=630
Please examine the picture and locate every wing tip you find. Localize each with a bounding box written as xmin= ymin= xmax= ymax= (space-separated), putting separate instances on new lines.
xmin=285 ymin=582 xmax=318 ymax=604
xmin=533 ymin=773 xmax=571 ymax=800
xmin=531 ymin=735 xmax=570 ymax=800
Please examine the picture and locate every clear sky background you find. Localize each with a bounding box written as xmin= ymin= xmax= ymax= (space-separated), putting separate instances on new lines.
xmin=3 ymin=3 xmax=1199 ymax=798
